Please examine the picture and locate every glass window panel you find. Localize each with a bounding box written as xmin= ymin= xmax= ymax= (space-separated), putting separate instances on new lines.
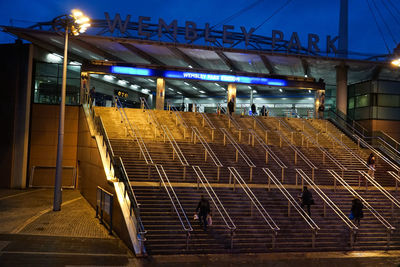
xmin=377 ymin=94 xmax=400 ymax=107
xmin=348 ymin=97 xmax=355 ymax=109
xmin=355 ymin=94 xmax=369 ymax=108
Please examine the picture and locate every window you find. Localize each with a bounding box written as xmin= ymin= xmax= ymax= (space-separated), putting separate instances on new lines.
xmin=355 ymin=94 xmax=369 ymax=108
xmin=378 ymin=94 xmax=400 ymax=107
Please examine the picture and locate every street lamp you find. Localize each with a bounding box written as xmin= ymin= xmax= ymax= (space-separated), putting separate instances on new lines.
xmin=53 ymin=9 xmax=90 ymax=211
xmin=391 ymin=44 xmax=400 ymax=67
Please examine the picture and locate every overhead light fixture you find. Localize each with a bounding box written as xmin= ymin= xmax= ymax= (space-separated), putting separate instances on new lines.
xmin=199 ymin=90 xmax=205 ymax=93
xmin=69 ymin=61 xmax=82 ymax=65
xmin=188 ymin=65 xmax=193 ymax=68
xmin=177 ymin=91 xmax=182 ymax=94
xmin=192 ymin=87 xmax=197 ymax=90
xmin=214 ymin=83 xmax=220 ymax=86
xmin=304 ymin=74 xmax=308 ymax=78
xmin=248 ymin=86 xmax=252 ymax=89
xmin=253 ymin=90 xmax=257 ymax=93
xmin=118 ymin=80 xmax=127 ymax=85
xmin=130 ymin=84 xmax=139 ymax=89
xmin=391 ymin=58 xmax=400 ymax=67
xmin=168 ymin=88 xmax=174 ymax=91
xmin=184 ymin=82 xmax=190 ymax=86
xmin=147 ymin=79 xmax=155 ymax=83
xmin=308 ymin=90 xmax=312 ymax=93
xmin=46 ymin=53 xmax=63 ymax=63
xmin=104 ymin=75 xmax=114 ymax=81
xmin=279 ymin=88 xmax=283 ymax=92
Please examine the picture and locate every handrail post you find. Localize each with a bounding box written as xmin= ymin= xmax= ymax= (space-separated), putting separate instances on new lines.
xmin=323 ymin=202 xmax=326 ymax=217
xmin=204 ymin=150 xmax=207 ymax=162
xmin=223 ymin=134 xmax=226 ymax=146
xmin=280 ymin=136 xmax=282 ymax=147
xmin=295 ymin=173 xmax=298 ymax=186
xmin=251 ymin=134 xmax=255 ymax=147
xmin=248 ymin=133 xmax=251 ymax=145
xmin=294 ymin=151 xmax=298 ymax=165
xmin=183 ymin=166 xmax=186 ymax=180
xmin=287 ymin=200 xmax=291 ymax=217
xmin=148 ymin=165 xmax=151 ymax=179
xmin=265 ymin=131 xmax=268 ymax=144
xmin=211 ymin=129 xmax=215 ymax=141
xmin=235 ymin=150 xmax=239 ymax=162
xmin=281 ymin=168 xmax=284 ymax=183
xmin=239 ymin=130 xmax=242 ymax=142
xmin=312 ymin=168 xmax=315 ymax=181
xmin=267 ymin=175 xmax=271 ymax=191
xmin=265 ymin=151 xmax=269 ymax=164
xmin=334 ymin=178 xmax=336 ymax=192
xmin=217 ymin=166 xmax=220 ymax=182
xmin=249 ymin=167 xmax=253 ymax=182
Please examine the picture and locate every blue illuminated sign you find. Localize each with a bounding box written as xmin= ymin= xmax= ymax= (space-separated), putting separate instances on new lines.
xmin=110 ymin=66 xmax=287 ymax=87
xmin=111 ymin=66 xmax=152 ymax=76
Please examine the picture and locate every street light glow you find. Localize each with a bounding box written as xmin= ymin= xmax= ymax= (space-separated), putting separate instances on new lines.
xmin=391 ymin=58 xmax=400 ymax=67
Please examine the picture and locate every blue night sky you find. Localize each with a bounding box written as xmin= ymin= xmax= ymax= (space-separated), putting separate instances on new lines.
xmin=1 ymin=0 xmax=399 ymax=57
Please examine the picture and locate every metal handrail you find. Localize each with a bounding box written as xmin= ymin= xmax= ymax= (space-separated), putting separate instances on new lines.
xmin=228 ymin=167 xmax=279 ymax=248
xmin=168 ymin=103 xmax=189 ymax=138
xmin=255 ymin=116 xmax=318 ymax=177
xmin=161 ymin=124 xmax=189 ymax=167
xmin=329 ymin=170 xmax=395 ymax=230
xmin=220 ymin=128 xmax=256 ymax=167
xmin=199 ymin=112 xmax=216 ymax=130
xmin=140 ymin=97 xmax=161 ymax=132
xmin=324 ymin=131 xmax=371 ymax=170
xmin=154 ymin=164 xmax=193 ymax=249
xmin=354 ymin=135 xmax=400 ymax=173
xmin=263 ymin=168 xmax=319 ymax=247
xmin=358 ymin=171 xmax=400 ymax=210
xmin=380 ymin=131 xmax=400 ymax=150
xmin=218 ymin=103 xmax=243 ymax=131
xmin=192 ymin=166 xmax=236 ymax=249
xmin=295 ymin=169 xmax=358 ymax=246
xmin=388 ymin=171 xmax=400 ymax=192
xmin=192 ymin=127 xmax=223 ymax=168
xmin=116 ymin=98 xmax=154 ymax=165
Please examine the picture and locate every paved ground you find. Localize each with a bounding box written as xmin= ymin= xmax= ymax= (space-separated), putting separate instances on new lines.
xmin=0 ymin=188 xmax=400 ymax=266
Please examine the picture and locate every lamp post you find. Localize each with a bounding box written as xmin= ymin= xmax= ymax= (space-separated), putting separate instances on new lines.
xmin=53 ymin=10 xmax=90 ymax=211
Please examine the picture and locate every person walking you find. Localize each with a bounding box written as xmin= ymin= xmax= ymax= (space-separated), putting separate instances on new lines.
xmin=251 ymin=103 xmax=256 ymax=115
xmin=351 ymin=197 xmax=363 ymax=227
xmin=299 ymin=186 xmax=314 ymax=216
xmin=228 ymin=99 xmax=234 ymax=116
xmin=367 ymin=153 xmax=376 ymax=178
xmin=89 ymin=86 xmax=95 ymax=107
xmin=260 ymin=105 xmax=266 ymax=116
xmin=196 ymin=195 xmax=211 ymax=231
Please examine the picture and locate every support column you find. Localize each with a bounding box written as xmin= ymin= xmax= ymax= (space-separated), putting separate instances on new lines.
xmin=227 ymin=83 xmax=237 ymax=112
xmin=156 ymin=78 xmax=165 ymax=110
xmin=314 ymin=90 xmax=325 ymax=119
xmin=336 ymin=62 xmax=348 ymax=115
xmin=250 ymin=88 xmax=253 ymax=106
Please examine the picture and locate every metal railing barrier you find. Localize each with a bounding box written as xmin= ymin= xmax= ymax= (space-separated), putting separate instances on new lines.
xmin=154 ymin=164 xmax=193 ymax=250
xmin=228 ymin=167 xmax=280 ymax=248
xmin=220 ymin=128 xmax=256 ymax=181
xmin=199 ymin=112 xmax=216 ymax=141
xmin=263 ymin=168 xmax=320 ymax=248
xmin=192 ymin=166 xmax=236 ymax=249
xmin=295 ymin=169 xmax=358 ymax=247
xmin=96 ymin=186 xmax=114 ymax=235
xmin=388 ymin=171 xmax=400 ymax=193
xmin=219 ymin=103 xmax=243 ymax=142
xmin=192 ymin=126 xmax=223 ymax=181
xmin=328 ymin=170 xmax=394 ymax=248
xmin=167 ymin=102 xmax=189 ymax=139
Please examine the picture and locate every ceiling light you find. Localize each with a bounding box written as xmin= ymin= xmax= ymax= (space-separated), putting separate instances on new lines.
xmin=184 ymin=82 xmax=190 ymax=86
xmin=168 ymin=88 xmax=174 ymax=91
xmin=253 ymin=90 xmax=257 ymax=93
xmin=304 ymin=74 xmax=308 ymax=78
xmin=147 ymin=79 xmax=155 ymax=83
xmin=69 ymin=61 xmax=82 ymax=65
xmin=391 ymin=58 xmax=400 ymax=67
xmin=130 ymin=84 xmax=139 ymax=89
xmin=192 ymin=87 xmax=197 ymax=90
xmin=199 ymin=90 xmax=205 ymax=93
xmin=214 ymin=83 xmax=220 ymax=86
xmin=248 ymin=86 xmax=252 ymax=89
xmin=104 ymin=75 xmax=114 ymax=80
xmin=279 ymin=88 xmax=283 ymax=92
xmin=177 ymin=91 xmax=182 ymax=94
xmin=188 ymin=65 xmax=193 ymax=68
xmin=308 ymin=90 xmax=312 ymax=93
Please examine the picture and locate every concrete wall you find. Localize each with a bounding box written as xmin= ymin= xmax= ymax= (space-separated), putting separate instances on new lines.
xmin=77 ymin=106 xmax=134 ymax=251
xmin=29 ymin=104 xmax=79 ymax=187
xmin=358 ymin=119 xmax=400 ymax=140
xmin=0 ymin=43 xmax=32 ymax=188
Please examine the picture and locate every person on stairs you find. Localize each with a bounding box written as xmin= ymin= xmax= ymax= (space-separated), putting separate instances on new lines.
xmin=196 ymin=195 xmax=211 ymax=231
xmin=299 ymin=186 xmax=314 ymax=216
xmin=367 ymin=153 xmax=376 ymax=178
xmin=351 ymin=197 xmax=363 ymax=227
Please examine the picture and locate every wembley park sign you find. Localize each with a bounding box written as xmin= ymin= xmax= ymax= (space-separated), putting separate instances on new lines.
xmin=103 ymin=13 xmax=339 ymax=55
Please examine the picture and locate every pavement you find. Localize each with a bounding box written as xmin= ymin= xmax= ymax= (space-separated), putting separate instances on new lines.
xmin=1 ymin=188 xmax=400 ymax=266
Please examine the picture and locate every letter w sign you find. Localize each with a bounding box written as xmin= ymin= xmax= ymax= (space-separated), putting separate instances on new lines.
xmin=105 ymin=12 xmax=131 ymax=34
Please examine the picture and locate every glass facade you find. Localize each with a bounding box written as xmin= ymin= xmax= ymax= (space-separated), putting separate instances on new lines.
xmin=348 ymin=80 xmax=400 ymax=120
xmin=33 ymin=62 xmax=81 ymax=105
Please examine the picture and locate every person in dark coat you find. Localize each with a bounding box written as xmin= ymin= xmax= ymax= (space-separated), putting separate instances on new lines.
xmin=89 ymin=86 xmax=95 ymax=107
xmin=228 ymin=99 xmax=234 ymax=116
xmin=300 ymin=186 xmax=313 ymax=216
xmin=251 ymin=103 xmax=256 ymax=115
xmin=196 ymin=195 xmax=211 ymax=230
xmin=351 ymin=197 xmax=363 ymax=227
xmin=260 ymin=105 xmax=266 ymax=116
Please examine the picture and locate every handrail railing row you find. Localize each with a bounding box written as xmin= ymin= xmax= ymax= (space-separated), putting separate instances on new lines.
xmin=220 ymin=128 xmax=256 ymax=181
xmin=116 ymin=98 xmax=154 ymax=165
xmin=192 ymin=166 xmax=236 ymax=249
xmin=228 ymin=167 xmax=279 ymax=248
xmin=167 ymin=103 xmax=189 ymax=139
xmin=154 ymin=164 xmax=193 ymax=250
xmin=161 ymin=124 xmax=189 ymax=167
xmin=388 ymin=171 xmax=400 ymax=192
xmin=263 ymin=168 xmax=319 ymax=247
xmin=295 ymin=169 xmax=358 ymax=247
xmin=199 ymin=112 xmax=216 ymax=141
xmin=328 ymin=169 xmax=394 ymax=247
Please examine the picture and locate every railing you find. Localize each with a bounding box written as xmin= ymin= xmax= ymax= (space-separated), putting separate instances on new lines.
xmin=255 ymin=116 xmax=318 ymax=179
xmin=192 ymin=126 xmax=223 ymax=181
xmin=228 ymin=167 xmax=280 ymax=248
xmin=353 ymin=135 xmax=400 ymax=174
xmin=167 ymin=102 xmax=189 ymax=139
xmin=154 ymin=164 xmax=193 ymax=250
xmin=192 ymin=166 xmax=236 ymax=249
xmin=358 ymin=170 xmax=400 ymax=215
xmin=140 ymin=97 xmax=161 ymax=139
xmin=387 ymin=171 xmax=400 ymax=193
xmin=116 ymin=97 xmax=154 ymax=166
xmin=248 ymin=129 xmax=287 ymax=182
xmin=83 ymin=94 xmax=146 ymax=254
xmin=198 ymin=112 xmax=216 ymax=141
xmin=116 ymin=157 xmax=147 ymax=253
xmin=328 ymin=170 xmax=394 ymax=247
xmin=326 ymin=109 xmax=400 ymax=165
xmin=218 ymin=104 xmax=243 ymax=142
xmin=263 ymin=168 xmax=319 ymax=248
xmin=161 ymin=124 xmax=190 ymax=178
xmin=250 ymin=115 xmax=271 ymax=144
xmin=295 ymin=169 xmax=358 ymax=247
xmin=220 ymin=128 xmax=256 ymax=181
xmin=96 ymin=186 xmax=114 ymax=235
